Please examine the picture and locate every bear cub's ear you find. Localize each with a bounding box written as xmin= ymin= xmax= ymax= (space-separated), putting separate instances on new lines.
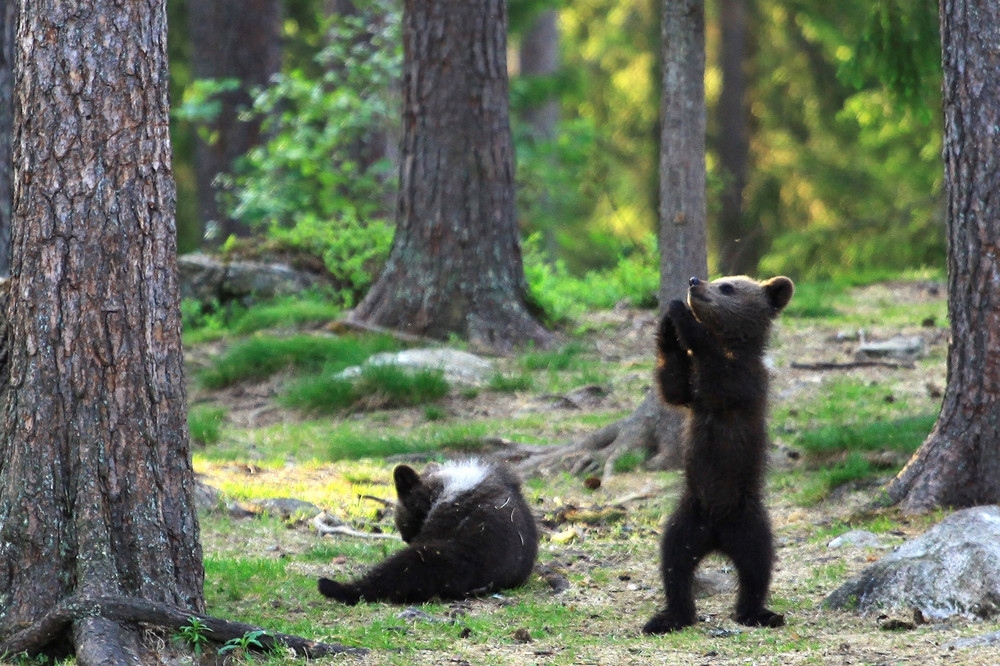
xmin=763 ymin=276 xmax=794 ymax=312
xmin=393 ymin=464 xmax=422 ymax=497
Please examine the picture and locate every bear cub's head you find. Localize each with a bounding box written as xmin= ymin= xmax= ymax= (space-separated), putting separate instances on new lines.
xmin=392 ymin=463 xmax=442 ymax=543
xmin=687 ymin=275 xmax=794 ymax=344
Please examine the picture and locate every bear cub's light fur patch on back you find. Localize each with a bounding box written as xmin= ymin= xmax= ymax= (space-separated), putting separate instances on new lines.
xmin=436 ymin=459 xmax=490 ymax=501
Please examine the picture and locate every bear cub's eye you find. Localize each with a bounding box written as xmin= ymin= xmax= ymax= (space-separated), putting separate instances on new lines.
xmin=719 ymin=283 xmax=736 ymax=295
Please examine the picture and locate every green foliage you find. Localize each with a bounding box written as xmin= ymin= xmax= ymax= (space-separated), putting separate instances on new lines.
xmin=281 ymin=364 xmax=449 ymax=414
xmin=219 ymin=1 xmax=401 ymax=305
xmin=197 ymin=334 xmax=399 ymax=389
xmin=177 ymin=617 xmax=213 ymax=656
xmin=524 ymin=233 xmax=659 ymax=323
xmin=219 ymin=630 xmax=270 ymax=658
xmin=752 ymin=1 xmax=944 ymax=280
xmin=189 ymin=405 xmax=227 ymax=446
xmin=837 ymin=0 xmax=941 ymax=107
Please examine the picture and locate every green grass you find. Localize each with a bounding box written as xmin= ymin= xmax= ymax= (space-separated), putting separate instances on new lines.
xmin=188 ymin=405 xmax=227 ymax=446
xmin=197 ymin=333 xmax=400 ymax=389
xmin=488 ymin=372 xmax=535 ymax=392
xmin=795 ymin=414 xmax=936 ymax=457
xmin=282 ymin=364 xmax=449 ymax=414
xmin=230 ymin=297 xmax=343 ymax=335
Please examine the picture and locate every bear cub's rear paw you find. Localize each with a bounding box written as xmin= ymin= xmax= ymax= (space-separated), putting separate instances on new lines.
xmin=317 ymin=578 xmax=362 ymax=605
xmin=736 ymin=608 xmax=785 ymax=628
xmin=641 ymin=609 xmax=697 ymax=635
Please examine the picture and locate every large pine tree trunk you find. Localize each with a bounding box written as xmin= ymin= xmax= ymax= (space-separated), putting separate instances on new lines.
xmin=884 ymin=0 xmax=1000 ymax=512
xmin=0 ymin=0 xmax=203 ymax=661
xmin=188 ymin=0 xmax=283 ymax=244
xmin=352 ymin=0 xmax=551 ymax=354
xmin=0 ymin=0 xmax=13 ymax=277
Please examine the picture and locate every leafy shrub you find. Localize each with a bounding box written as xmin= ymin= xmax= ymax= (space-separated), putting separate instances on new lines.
xmin=218 ymin=2 xmax=401 ymax=305
xmin=524 ymin=232 xmax=659 ymax=324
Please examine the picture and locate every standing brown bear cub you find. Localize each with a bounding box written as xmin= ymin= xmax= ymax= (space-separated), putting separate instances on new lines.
xmin=643 ymin=275 xmax=793 ymax=635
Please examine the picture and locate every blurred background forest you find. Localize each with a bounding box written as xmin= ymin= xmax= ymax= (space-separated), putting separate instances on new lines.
xmin=166 ymin=0 xmax=943 ymax=308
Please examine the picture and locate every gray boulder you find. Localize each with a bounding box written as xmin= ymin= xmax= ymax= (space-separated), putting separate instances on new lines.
xmin=178 ymin=253 xmax=322 ymax=304
xmin=338 ymin=348 xmax=495 ymax=386
xmin=824 ymin=505 xmax=1000 ymax=621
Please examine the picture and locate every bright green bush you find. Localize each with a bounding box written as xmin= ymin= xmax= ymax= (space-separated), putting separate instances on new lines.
xmin=219 ymin=2 xmax=400 ymax=306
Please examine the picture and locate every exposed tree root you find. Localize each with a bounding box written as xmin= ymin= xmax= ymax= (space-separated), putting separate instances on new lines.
xmin=505 ymin=392 xmax=685 ymax=483
xmin=0 ymin=594 xmax=366 ymax=663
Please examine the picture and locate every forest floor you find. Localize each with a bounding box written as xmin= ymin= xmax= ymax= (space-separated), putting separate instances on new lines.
xmin=189 ymin=279 xmax=1000 ymax=665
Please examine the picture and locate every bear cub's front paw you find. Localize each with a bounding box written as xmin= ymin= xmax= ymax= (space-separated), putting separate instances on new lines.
xmin=667 ymin=299 xmax=689 ymax=322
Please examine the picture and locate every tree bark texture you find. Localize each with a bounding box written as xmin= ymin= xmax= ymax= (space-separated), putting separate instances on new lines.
xmin=188 ymin=0 xmax=283 ymax=243
xmin=0 ymin=0 xmax=14 ymax=277
xmin=885 ymin=0 xmax=1000 ymax=512
xmin=650 ymin=0 xmax=711 ymax=464
xmin=714 ymin=0 xmax=759 ymax=275
xmin=0 ymin=0 xmax=204 ymax=659
xmin=660 ymin=0 xmax=709 ymax=302
xmin=352 ymin=0 xmax=552 ymax=354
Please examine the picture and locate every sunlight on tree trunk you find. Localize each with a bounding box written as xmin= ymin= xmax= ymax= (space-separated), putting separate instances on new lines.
xmin=884 ymin=0 xmax=1000 ymax=513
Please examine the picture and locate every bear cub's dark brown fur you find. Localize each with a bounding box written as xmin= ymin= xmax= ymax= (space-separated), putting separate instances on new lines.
xmin=318 ymin=459 xmax=538 ymax=604
xmin=643 ymin=275 xmax=793 ymax=634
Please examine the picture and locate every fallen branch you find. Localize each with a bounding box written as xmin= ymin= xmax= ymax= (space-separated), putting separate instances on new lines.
xmin=790 ymin=360 xmax=914 ymax=371
xmin=313 ymin=512 xmax=398 ymax=540
xmin=0 ymin=594 xmax=366 ymax=659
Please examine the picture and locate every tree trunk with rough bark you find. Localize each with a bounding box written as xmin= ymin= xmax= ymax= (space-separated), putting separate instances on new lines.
xmin=884 ymin=0 xmax=1000 ymax=513
xmin=516 ymin=0 xmax=708 ymax=477
xmin=0 ymin=0 xmax=204 ymax=660
xmin=0 ymin=0 xmax=13 ymax=277
xmin=188 ymin=0 xmax=283 ymax=244
xmin=351 ymin=0 xmax=551 ymax=354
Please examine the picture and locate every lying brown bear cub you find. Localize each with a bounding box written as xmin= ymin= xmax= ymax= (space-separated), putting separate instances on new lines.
xmin=318 ymin=459 xmax=538 ymax=604
xmin=643 ymin=275 xmax=793 ymax=634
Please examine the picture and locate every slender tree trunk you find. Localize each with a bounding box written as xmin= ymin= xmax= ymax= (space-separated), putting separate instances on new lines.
xmin=352 ymin=0 xmax=551 ymax=353
xmin=646 ymin=0 xmax=710 ymax=467
xmin=885 ymin=0 xmax=1000 ymax=513
xmin=714 ymin=0 xmax=759 ymax=275
xmin=516 ymin=0 xmax=708 ymax=476
xmin=518 ymin=8 xmax=560 ymax=257
xmin=0 ymin=0 xmax=203 ymax=661
xmin=188 ymin=0 xmax=283 ymax=244
xmin=519 ymin=9 xmax=560 ymax=139
xmin=0 ymin=0 xmax=14 ymax=277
